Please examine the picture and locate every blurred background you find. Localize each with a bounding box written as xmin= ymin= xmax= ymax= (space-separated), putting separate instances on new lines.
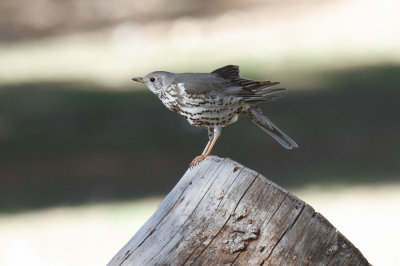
xmin=0 ymin=0 xmax=399 ymax=265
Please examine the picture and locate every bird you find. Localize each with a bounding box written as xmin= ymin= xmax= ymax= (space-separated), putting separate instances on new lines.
xmin=132 ymin=65 xmax=298 ymax=166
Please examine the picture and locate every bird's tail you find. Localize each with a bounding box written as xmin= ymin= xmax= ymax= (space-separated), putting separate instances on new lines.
xmin=243 ymin=107 xmax=298 ymax=149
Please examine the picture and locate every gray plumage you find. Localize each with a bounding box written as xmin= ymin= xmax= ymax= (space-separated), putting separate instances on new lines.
xmin=132 ymin=65 xmax=297 ymax=165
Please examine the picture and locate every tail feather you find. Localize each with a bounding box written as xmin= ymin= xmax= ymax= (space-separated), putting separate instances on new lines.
xmin=244 ymin=107 xmax=298 ymax=149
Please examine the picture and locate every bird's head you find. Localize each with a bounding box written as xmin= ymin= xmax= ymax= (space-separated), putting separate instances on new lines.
xmin=132 ymin=71 xmax=172 ymax=94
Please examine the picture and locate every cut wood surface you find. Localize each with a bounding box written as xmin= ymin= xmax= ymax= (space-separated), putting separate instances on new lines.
xmin=108 ymin=156 xmax=369 ymax=266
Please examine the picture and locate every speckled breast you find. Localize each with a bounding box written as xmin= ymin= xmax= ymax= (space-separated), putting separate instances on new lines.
xmin=159 ymin=86 xmax=249 ymax=129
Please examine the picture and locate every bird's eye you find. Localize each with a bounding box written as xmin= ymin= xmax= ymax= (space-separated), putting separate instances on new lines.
xmin=150 ymin=77 xmax=155 ymax=82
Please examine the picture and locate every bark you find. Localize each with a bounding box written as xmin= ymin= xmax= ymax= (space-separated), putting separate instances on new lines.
xmin=108 ymin=156 xmax=369 ymax=266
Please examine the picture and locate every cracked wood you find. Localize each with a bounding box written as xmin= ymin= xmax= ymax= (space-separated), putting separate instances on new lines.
xmin=108 ymin=156 xmax=369 ymax=266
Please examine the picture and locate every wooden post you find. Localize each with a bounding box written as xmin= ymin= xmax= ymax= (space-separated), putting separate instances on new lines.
xmin=108 ymin=156 xmax=369 ymax=265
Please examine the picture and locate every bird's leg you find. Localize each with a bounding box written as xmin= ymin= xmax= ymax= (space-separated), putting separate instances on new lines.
xmin=204 ymin=135 xmax=218 ymax=155
xmin=190 ymin=127 xmax=221 ymax=167
xmin=205 ymin=126 xmax=221 ymax=155
xmin=190 ymin=138 xmax=215 ymax=167
xmin=191 ymin=128 xmax=214 ymax=167
xmin=200 ymin=129 xmax=214 ymax=154
xmin=201 ymin=140 xmax=212 ymax=155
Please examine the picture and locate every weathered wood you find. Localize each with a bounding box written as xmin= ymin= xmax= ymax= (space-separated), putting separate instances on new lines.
xmin=108 ymin=156 xmax=369 ymax=266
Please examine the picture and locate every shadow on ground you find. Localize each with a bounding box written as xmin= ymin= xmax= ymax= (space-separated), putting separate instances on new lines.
xmin=1 ymin=64 xmax=399 ymax=212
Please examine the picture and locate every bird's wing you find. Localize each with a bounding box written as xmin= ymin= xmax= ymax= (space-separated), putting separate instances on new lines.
xmin=212 ymin=65 xmax=286 ymax=102
xmin=211 ymin=65 xmax=240 ymax=79
xmin=173 ymin=73 xmax=227 ymax=94
xmin=177 ymin=65 xmax=285 ymax=102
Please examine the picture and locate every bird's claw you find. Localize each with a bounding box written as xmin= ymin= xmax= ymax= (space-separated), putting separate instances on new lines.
xmin=190 ymin=154 xmax=208 ymax=167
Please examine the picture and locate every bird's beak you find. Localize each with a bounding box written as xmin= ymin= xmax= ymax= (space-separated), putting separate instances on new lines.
xmin=132 ymin=77 xmax=144 ymax=83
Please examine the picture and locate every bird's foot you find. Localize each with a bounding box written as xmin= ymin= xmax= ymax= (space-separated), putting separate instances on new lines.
xmin=190 ymin=154 xmax=208 ymax=167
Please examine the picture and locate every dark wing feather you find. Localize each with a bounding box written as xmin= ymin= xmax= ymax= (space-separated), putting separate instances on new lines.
xmin=212 ymin=65 xmax=283 ymax=98
xmin=177 ymin=65 xmax=285 ymax=102
xmin=211 ymin=65 xmax=240 ymax=80
xmin=223 ymin=67 xmax=284 ymax=102
xmin=237 ymin=88 xmax=286 ymax=103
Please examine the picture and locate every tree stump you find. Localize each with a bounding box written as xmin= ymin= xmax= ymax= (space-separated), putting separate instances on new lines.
xmin=108 ymin=156 xmax=369 ymax=265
